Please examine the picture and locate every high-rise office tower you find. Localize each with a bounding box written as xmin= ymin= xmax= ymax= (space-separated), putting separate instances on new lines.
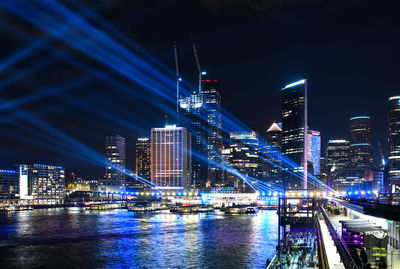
xmin=266 ymin=122 xmax=282 ymax=149
xmin=0 ymin=169 xmax=19 ymax=200
xmin=349 ymin=116 xmax=372 ymax=168
xmin=264 ymin=122 xmax=282 ymax=184
xmin=100 ymin=134 xmax=126 ymax=192
xmin=228 ymin=131 xmax=260 ymax=190
xmin=281 ymin=79 xmax=308 ymax=189
xmin=307 ymin=130 xmax=321 ymax=175
xmin=150 ymin=125 xmax=191 ymax=188
xmin=324 ymin=139 xmax=350 ymax=186
xmin=388 ymin=96 xmax=400 ymax=190
xmin=19 ymin=164 xmax=65 ymax=205
xmin=202 ymin=79 xmax=223 ymax=184
xmin=135 ymin=137 xmax=151 ymax=186
xmin=179 ymin=93 xmax=208 ymax=187
xmin=178 ymin=78 xmax=223 ymax=187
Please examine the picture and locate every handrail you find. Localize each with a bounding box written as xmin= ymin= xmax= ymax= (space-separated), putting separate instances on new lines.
xmin=320 ymin=206 xmax=360 ymax=269
xmin=266 ymin=252 xmax=280 ymax=269
xmin=316 ymin=215 xmax=329 ymax=269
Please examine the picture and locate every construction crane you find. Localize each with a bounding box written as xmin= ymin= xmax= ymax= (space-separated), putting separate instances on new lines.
xmin=173 ymin=39 xmax=182 ymax=120
xmin=191 ymin=35 xmax=206 ymax=93
xmin=378 ymin=142 xmax=386 ymax=167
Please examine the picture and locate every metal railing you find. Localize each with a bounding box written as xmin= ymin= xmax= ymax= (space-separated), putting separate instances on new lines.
xmin=320 ymin=206 xmax=360 ymax=269
xmin=316 ymin=215 xmax=329 ymax=269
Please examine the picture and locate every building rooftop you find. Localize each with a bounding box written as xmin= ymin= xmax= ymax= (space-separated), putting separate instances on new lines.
xmin=350 ymin=116 xmax=370 ymax=120
xmin=267 ymin=122 xmax=282 ymax=132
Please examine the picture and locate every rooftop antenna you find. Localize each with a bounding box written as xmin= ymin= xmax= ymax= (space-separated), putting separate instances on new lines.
xmin=191 ymin=35 xmax=206 ymax=93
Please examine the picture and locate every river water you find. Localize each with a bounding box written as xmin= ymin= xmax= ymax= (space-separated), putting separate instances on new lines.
xmin=0 ymin=208 xmax=278 ymax=269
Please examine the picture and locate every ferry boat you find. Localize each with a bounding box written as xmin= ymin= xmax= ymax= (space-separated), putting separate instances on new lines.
xmin=127 ymin=202 xmax=166 ymax=212
xmin=225 ymin=205 xmax=258 ymax=215
xmin=1 ymin=205 xmax=33 ymax=211
xmin=88 ymin=203 xmax=121 ymax=210
xmin=175 ymin=204 xmax=214 ymax=214
xmin=194 ymin=205 xmax=214 ymax=213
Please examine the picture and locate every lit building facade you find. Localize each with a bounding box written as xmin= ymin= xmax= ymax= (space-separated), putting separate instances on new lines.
xmin=281 ymin=79 xmax=307 ymax=189
xmin=0 ymin=170 xmax=19 ymax=200
xmin=334 ymin=168 xmax=368 ymax=191
xmin=324 ymin=139 xmax=350 ymax=182
xmin=178 ymin=79 xmax=223 ymax=187
xmin=307 ymin=130 xmax=321 ymax=175
xmin=349 ymin=116 xmax=372 ymax=168
xmin=179 ymin=92 xmax=208 ymax=187
xmin=150 ymin=125 xmax=191 ymax=188
xmin=263 ymin=122 xmax=282 ymax=184
xmin=227 ymin=131 xmax=260 ymax=190
xmin=373 ymin=170 xmax=384 ymax=192
xmin=100 ymin=134 xmax=126 ymax=192
xmin=135 ymin=137 xmax=151 ymax=186
xmin=202 ymin=79 xmax=223 ymax=184
xmin=265 ymin=122 xmax=282 ymax=150
xmin=19 ymin=164 xmax=65 ymax=205
xmin=388 ymin=96 xmax=400 ymax=191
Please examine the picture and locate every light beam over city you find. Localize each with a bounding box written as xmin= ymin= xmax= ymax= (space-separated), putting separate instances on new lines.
xmin=0 ymin=1 xmax=399 ymax=269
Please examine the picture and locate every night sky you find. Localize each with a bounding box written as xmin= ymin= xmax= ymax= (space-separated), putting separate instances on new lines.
xmin=0 ymin=0 xmax=399 ymax=177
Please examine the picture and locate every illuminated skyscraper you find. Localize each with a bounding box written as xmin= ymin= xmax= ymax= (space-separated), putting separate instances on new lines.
xmin=178 ymin=78 xmax=223 ymax=187
xmin=150 ymin=125 xmax=191 ymax=188
xmin=263 ymin=122 xmax=282 ymax=184
xmin=281 ymin=79 xmax=307 ymax=189
xmin=266 ymin=122 xmax=282 ymax=150
xmin=100 ymin=134 xmax=126 ymax=192
xmin=19 ymin=164 xmax=65 ymax=205
xmin=179 ymin=92 xmax=208 ymax=187
xmin=349 ymin=116 xmax=372 ymax=168
xmin=325 ymin=139 xmax=350 ymax=176
xmin=324 ymin=139 xmax=350 ymax=188
xmin=202 ymin=79 xmax=223 ymax=184
xmin=135 ymin=137 xmax=151 ymax=186
xmin=388 ymin=96 xmax=400 ymax=191
xmin=0 ymin=170 xmax=19 ymax=200
xmin=228 ymin=131 xmax=260 ymax=190
xmin=307 ymin=130 xmax=321 ymax=175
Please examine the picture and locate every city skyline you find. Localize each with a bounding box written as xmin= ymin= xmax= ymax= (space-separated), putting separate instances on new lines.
xmin=1 ymin=1 xmax=400 ymax=176
xmin=1 ymin=2 xmax=400 ymax=268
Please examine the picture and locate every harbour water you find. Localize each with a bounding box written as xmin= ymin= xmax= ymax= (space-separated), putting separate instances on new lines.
xmin=0 ymin=208 xmax=278 ymax=268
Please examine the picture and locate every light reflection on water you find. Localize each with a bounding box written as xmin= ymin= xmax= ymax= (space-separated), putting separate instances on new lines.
xmin=0 ymin=208 xmax=278 ymax=268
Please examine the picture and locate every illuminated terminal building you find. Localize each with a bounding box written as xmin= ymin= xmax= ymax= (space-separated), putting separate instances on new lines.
xmin=0 ymin=170 xmax=19 ymax=200
xmin=388 ymin=96 xmax=400 ymax=191
xmin=281 ymin=79 xmax=307 ymax=189
xmin=134 ymin=137 xmax=151 ymax=189
xmin=19 ymin=164 xmax=65 ymax=205
xmin=349 ymin=116 xmax=372 ymax=169
xmin=150 ymin=125 xmax=191 ymax=189
xmin=100 ymin=134 xmax=126 ymax=192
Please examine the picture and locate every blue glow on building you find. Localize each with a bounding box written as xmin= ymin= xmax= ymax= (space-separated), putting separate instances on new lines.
xmin=350 ymin=116 xmax=370 ymax=120
xmin=282 ymin=79 xmax=306 ymax=90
